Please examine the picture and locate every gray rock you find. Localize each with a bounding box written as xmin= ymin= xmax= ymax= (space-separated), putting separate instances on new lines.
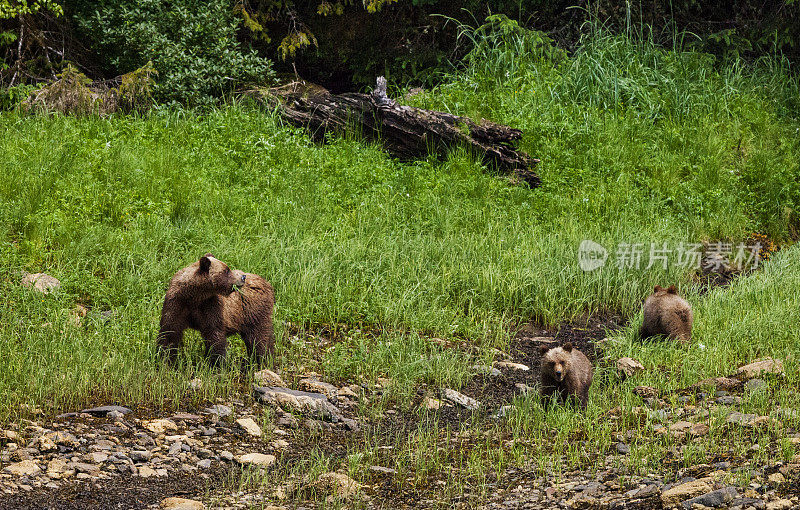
xmin=197 ymin=459 xmax=212 ymax=469
xmin=83 ymin=405 xmax=132 ymax=416
xmin=616 ymin=357 xmax=645 ymax=378
xmin=253 ymin=369 xmax=286 ymax=387
xmin=737 ymin=358 xmax=784 ymax=379
xmin=235 ymin=452 xmax=276 ymax=468
xmin=730 ymin=497 xmax=765 ymax=509
xmin=57 ymin=405 xmax=132 ymax=419
xmin=20 ymin=272 xmax=61 ymax=294
xmin=682 ymin=487 xmax=738 ymax=508
xmin=717 ymin=396 xmax=742 ymax=406
xmin=745 ymin=378 xmax=767 ymax=391
xmin=44 ymin=431 xmax=79 ymax=447
xmin=277 ymin=413 xmax=299 ymax=429
xmin=370 ymin=465 xmax=397 ymax=475
xmin=135 ymin=433 xmax=155 ymax=446
xmin=298 ymin=378 xmax=339 ymax=399
xmin=130 ymin=450 xmax=152 ymax=463
xmin=615 ymin=442 xmax=630 ymax=454
xmin=441 ymin=388 xmax=479 ymax=410
xmin=168 ymin=442 xmax=183 ymax=456
xmin=202 ymin=405 xmax=232 ymax=418
xmin=624 ymin=484 xmax=660 ymax=499
xmin=235 ymin=417 xmax=263 ymax=437
xmin=68 ymin=462 xmax=101 ymax=475
xmin=253 ymin=386 xmax=345 ymax=422
xmin=339 ymin=418 xmax=360 ymax=432
xmin=219 ymin=451 xmax=234 ymax=462
xmin=472 ymin=365 xmax=502 ymax=377
xmin=727 ymin=411 xmax=758 ymax=426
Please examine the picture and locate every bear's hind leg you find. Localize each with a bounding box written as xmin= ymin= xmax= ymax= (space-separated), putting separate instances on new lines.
xmin=242 ymin=325 xmax=273 ymax=367
xmin=157 ymin=324 xmax=185 ymax=365
xmin=203 ymin=331 xmax=228 ymax=367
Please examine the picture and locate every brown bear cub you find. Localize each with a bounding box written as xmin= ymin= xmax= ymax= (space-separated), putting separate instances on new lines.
xmin=158 ymin=254 xmax=275 ymax=367
xmin=640 ymin=285 xmax=693 ymax=343
xmin=539 ymin=343 xmax=593 ymax=408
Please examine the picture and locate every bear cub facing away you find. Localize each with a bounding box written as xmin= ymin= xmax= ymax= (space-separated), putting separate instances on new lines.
xmin=539 ymin=343 xmax=593 ymax=408
xmin=158 ymin=254 xmax=275 ymax=366
xmin=640 ymin=284 xmax=693 ymax=344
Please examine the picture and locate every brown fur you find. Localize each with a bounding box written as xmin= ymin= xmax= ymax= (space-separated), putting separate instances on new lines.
xmin=539 ymin=343 xmax=593 ymax=408
xmin=157 ymin=254 xmax=275 ymax=366
xmin=640 ymin=284 xmax=693 ymax=343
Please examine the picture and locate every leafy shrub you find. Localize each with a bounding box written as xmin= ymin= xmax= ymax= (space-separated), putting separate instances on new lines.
xmin=71 ymin=0 xmax=272 ymax=106
xmin=0 ymin=83 xmax=40 ymax=110
xmin=20 ymin=63 xmax=157 ymax=115
xmin=21 ymin=65 xmax=111 ymax=115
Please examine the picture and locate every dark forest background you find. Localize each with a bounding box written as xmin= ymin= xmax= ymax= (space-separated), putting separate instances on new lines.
xmin=1 ymin=1 xmax=798 ymax=105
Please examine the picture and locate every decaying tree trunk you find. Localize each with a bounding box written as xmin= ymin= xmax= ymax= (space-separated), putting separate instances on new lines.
xmin=246 ymin=77 xmax=540 ymax=187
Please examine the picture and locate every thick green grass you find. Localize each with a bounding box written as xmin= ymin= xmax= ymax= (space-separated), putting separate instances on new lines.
xmin=0 ymin=29 xmax=799 ymax=503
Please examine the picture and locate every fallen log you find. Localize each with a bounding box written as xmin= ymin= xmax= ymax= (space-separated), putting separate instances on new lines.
xmin=245 ymin=77 xmax=540 ymax=187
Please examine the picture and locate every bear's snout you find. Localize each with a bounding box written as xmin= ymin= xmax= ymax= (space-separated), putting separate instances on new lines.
xmin=231 ymin=271 xmax=247 ymax=290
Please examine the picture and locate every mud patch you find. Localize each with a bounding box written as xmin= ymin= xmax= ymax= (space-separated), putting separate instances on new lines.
xmin=693 ymin=233 xmax=780 ymax=294
xmin=455 ymin=314 xmax=624 ymax=411
xmin=0 ymin=468 xmax=225 ymax=510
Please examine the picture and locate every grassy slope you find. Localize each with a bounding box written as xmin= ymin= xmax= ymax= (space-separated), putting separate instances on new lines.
xmin=0 ymin=31 xmax=799 ymax=497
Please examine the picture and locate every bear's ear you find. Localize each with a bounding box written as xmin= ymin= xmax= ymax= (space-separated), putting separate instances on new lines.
xmin=562 ymin=342 xmax=573 ymax=352
xmin=539 ymin=344 xmax=551 ymax=355
xmin=654 ymin=285 xmax=663 ymax=293
xmin=667 ymin=285 xmax=677 ymax=294
xmin=198 ymin=255 xmax=212 ymax=273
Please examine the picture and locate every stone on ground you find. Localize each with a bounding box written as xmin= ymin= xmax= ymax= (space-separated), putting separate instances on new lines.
xmin=616 ymin=357 xmax=645 ymax=377
xmin=254 ymin=369 xmax=286 ymax=387
xmin=160 ymin=497 xmax=204 ymax=509
xmin=4 ymin=460 xmax=41 ymax=476
xmin=441 ymin=388 xmax=479 ymax=410
xmin=236 ymin=453 xmax=276 ymax=468
xmin=315 ymin=471 xmax=360 ymax=499
xmin=235 ymin=417 xmax=263 ymax=437
xmin=661 ymin=479 xmax=712 ymax=507
xmin=20 ymin=272 xmax=61 ymax=293
xmin=737 ymin=358 xmax=784 ymax=379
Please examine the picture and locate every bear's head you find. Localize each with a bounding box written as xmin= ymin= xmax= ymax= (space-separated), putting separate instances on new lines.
xmin=652 ymin=284 xmax=678 ymax=296
xmin=540 ymin=342 xmax=573 ymax=382
xmin=195 ymin=253 xmax=246 ymax=296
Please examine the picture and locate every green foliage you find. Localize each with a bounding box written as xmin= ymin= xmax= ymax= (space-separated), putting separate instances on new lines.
xmin=0 ymin=1 xmax=64 ymax=81
xmin=237 ymin=0 xmax=398 ymax=62
xmin=113 ymin=61 xmax=157 ymax=113
xmin=0 ymin=0 xmax=62 ymax=19
xmin=0 ymin=82 xmax=37 ymax=110
xmin=71 ymin=0 xmax=272 ymax=106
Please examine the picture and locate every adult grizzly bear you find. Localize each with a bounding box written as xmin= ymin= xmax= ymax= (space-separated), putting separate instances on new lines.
xmin=157 ymin=254 xmax=275 ymax=366
xmin=640 ymin=285 xmax=693 ymax=343
xmin=539 ymin=343 xmax=593 ymax=408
